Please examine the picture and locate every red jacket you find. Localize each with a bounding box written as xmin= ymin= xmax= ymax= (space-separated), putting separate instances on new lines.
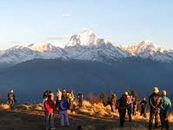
xmin=44 ymin=99 xmax=55 ymax=114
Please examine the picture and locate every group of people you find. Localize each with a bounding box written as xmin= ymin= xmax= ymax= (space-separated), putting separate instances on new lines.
xmin=0 ymin=87 xmax=172 ymax=130
xmin=42 ymin=88 xmax=83 ymax=130
xmin=117 ymin=87 xmax=172 ymax=130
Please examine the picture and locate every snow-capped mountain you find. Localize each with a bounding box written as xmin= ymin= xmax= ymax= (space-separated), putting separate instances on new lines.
xmin=65 ymin=31 xmax=129 ymax=62
xmin=0 ymin=30 xmax=173 ymax=66
xmin=0 ymin=44 xmax=68 ymax=64
xmin=0 ymin=45 xmax=39 ymax=64
xmin=67 ymin=30 xmax=98 ymax=47
xmin=121 ymin=40 xmax=173 ymax=62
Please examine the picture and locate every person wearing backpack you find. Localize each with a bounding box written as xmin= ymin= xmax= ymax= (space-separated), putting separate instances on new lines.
xmin=160 ymin=90 xmax=172 ymax=130
xmin=44 ymin=95 xmax=56 ymax=130
xmin=59 ymin=98 xmax=70 ymax=127
xmin=117 ymin=93 xmax=127 ymax=127
xmin=148 ymin=87 xmax=162 ymax=130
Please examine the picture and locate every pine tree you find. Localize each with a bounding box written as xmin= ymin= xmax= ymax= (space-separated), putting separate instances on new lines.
xmin=100 ymin=91 xmax=107 ymax=106
xmin=129 ymin=90 xmax=140 ymax=102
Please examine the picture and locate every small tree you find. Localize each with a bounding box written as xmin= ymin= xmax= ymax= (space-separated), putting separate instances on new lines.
xmin=129 ymin=90 xmax=140 ymax=102
xmin=100 ymin=91 xmax=107 ymax=106
xmin=129 ymin=90 xmax=140 ymax=111
xmin=87 ymin=92 xmax=99 ymax=105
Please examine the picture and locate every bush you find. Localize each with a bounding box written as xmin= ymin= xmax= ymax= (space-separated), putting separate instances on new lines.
xmin=87 ymin=92 xmax=99 ymax=105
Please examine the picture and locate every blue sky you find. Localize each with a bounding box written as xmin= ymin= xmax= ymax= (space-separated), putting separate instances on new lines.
xmin=0 ymin=0 xmax=173 ymax=49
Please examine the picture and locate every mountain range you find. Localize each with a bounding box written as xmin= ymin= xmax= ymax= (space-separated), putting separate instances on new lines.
xmin=0 ymin=30 xmax=173 ymax=67
xmin=0 ymin=30 xmax=173 ymax=103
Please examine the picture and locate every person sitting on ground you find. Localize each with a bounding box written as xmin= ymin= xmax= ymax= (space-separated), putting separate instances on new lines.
xmin=140 ymin=97 xmax=147 ymax=117
xmin=59 ymin=97 xmax=70 ymax=127
xmin=160 ymin=90 xmax=172 ymax=130
xmin=8 ymin=90 xmax=16 ymax=109
xmin=44 ymin=95 xmax=56 ymax=130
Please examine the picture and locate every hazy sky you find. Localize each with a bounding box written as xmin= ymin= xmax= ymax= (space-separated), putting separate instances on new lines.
xmin=0 ymin=0 xmax=173 ymax=49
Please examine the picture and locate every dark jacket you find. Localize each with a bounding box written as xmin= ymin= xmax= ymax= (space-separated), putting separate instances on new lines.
xmin=149 ymin=93 xmax=162 ymax=110
xmin=117 ymin=94 xmax=127 ymax=110
xmin=8 ymin=92 xmax=16 ymax=101
xmin=140 ymin=100 xmax=147 ymax=108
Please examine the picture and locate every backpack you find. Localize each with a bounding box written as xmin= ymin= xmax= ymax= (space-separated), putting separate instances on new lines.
xmin=59 ymin=99 xmax=69 ymax=111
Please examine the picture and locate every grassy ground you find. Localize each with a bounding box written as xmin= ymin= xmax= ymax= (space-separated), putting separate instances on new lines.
xmin=0 ymin=102 xmax=172 ymax=130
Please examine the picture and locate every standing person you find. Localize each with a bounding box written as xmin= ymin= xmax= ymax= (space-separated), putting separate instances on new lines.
xmin=56 ymin=88 xmax=62 ymax=109
xmin=160 ymin=90 xmax=172 ymax=130
xmin=111 ymin=94 xmax=117 ymax=112
xmin=56 ymin=88 xmax=62 ymax=102
xmin=59 ymin=98 xmax=70 ymax=127
xmin=132 ymin=97 xmax=137 ymax=115
xmin=43 ymin=90 xmax=49 ymax=99
xmin=148 ymin=87 xmax=162 ymax=130
xmin=8 ymin=90 xmax=16 ymax=109
xmin=44 ymin=95 xmax=56 ymax=130
xmin=67 ymin=90 xmax=75 ymax=112
xmin=117 ymin=93 xmax=127 ymax=127
xmin=49 ymin=90 xmax=55 ymax=101
xmin=62 ymin=88 xmax=67 ymax=99
xmin=43 ymin=91 xmax=48 ymax=125
xmin=125 ymin=92 xmax=132 ymax=122
xmin=140 ymin=97 xmax=147 ymax=117
xmin=78 ymin=92 xmax=83 ymax=108
xmin=0 ymin=92 xmax=1 ymax=103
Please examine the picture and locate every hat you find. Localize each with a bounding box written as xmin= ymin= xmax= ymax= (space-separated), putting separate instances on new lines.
xmin=153 ymin=87 xmax=159 ymax=94
xmin=162 ymin=90 xmax=167 ymax=96
xmin=125 ymin=91 xmax=128 ymax=96
xmin=11 ymin=90 xmax=14 ymax=93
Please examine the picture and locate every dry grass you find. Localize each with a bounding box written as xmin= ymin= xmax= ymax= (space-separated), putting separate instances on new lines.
xmin=0 ymin=104 xmax=10 ymax=110
xmin=0 ymin=101 xmax=172 ymax=130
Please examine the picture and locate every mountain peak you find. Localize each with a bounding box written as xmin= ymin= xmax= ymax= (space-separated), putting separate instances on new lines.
xmin=28 ymin=43 xmax=58 ymax=52
xmin=67 ymin=30 xmax=98 ymax=47
xmin=121 ymin=40 xmax=158 ymax=55
xmin=137 ymin=40 xmax=157 ymax=48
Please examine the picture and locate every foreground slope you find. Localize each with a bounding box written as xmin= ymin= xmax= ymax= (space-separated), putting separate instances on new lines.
xmin=0 ymin=101 xmax=173 ymax=130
